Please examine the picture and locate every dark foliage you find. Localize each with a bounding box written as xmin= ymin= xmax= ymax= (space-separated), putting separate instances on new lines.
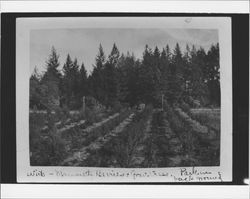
xmin=30 ymin=43 xmax=220 ymax=111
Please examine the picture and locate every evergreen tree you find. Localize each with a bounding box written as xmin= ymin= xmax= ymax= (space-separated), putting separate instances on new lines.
xmin=108 ymin=43 xmax=120 ymax=66
xmin=71 ymin=58 xmax=81 ymax=109
xmin=190 ymin=46 xmax=209 ymax=105
xmin=89 ymin=44 xmax=106 ymax=103
xmin=104 ymin=43 xmax=120 ymax=106
xmin=166 ymin=44 xmax=171 ymax=60
xmin=61 ymin=55 xmax=82 ymax=109
xmin=205 ymin=43 xmax=220 ymax=106
xmin=183 ymin=44 xmax=192 ymax=98
xmin=117 ymin=53 xmax=139 ymax=106
xmin=30 ymin=67 xmax=43 ymax=109
xmin=63 ymin=54 xmax=74 ymax=76
xmin=79 ymin=63 xmax=88 ymax=97
xmin=40 ymin=47 xmax=61 ymax=110
xmin=168 ymin=43 xmax=185 ymax=104
xmin=138 ymin=45 xmax=154 ymax=104
xmin=61 ymin=54 xmax=74 ymax=108
xmin=159 ymin=47 xmax=171 ymax=103
xmin=43 ymin=46 xmax=61 ymax=81
xmin=116 ymin=54 xmax=128 ymax=103
xmin=95 ymin=44 xmax=106 ymax=69
xmin=33 ymin=42 xmax=220 ymax=110
xmin=153 ymin=46 xmax=161 ymax=62
xmin=152 ymin=46 xmax=162 ymax=104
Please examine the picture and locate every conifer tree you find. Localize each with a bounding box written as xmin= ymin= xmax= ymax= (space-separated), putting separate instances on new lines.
xmin=205 ymin=43 xmax=220 ymax=106
xmin=183 ymin=44 xmax=192 ymax=98
xmin=159 ymin=47 xmax=171 ymax=103
xmin=34 ymin=42 xmax=220 ymax=110
xmin=108 ymin=43 xmax=120 ymax=66
xmin=89 ymin=44 xmax=106 ymax=104
xmin=166 ymin=44 xmax=171 ymax=60
xmin=40 ymin=46 xmax=61 ymax=110
xmin=138 ymin=45 xmax=154 ymax=103
xmin=168 ymin=43 xmax=184 ymax=104
xmin=79 ymin=63 xmax=88 ymax=97
xmin=61 ymin=54 xmax=74 ymax=108
xmin=190 ymin=46 xmax=209 ymax=105
xmin=30 ymin=67 xmax=42 ymax=109
xmin=152 ymin=46 xmax=162 ymax=104
xmin=117 ymin=53 xmax=139 ymax=106
xmin=71 ymin=58 xmax=81 ymax=109
xmin=95 ymin=44 xmax=106 ymax=69
xmin=104 ymin=43 xmax=120 ymax=106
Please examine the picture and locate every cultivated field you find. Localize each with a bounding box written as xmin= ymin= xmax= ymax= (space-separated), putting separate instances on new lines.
xmin=30 ymin=103 xmax=220 ymax=167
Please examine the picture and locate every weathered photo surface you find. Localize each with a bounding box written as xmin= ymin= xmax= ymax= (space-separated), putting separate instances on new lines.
xmin=17 ymin=17 xmax=232 ymax=182
xmin=29 ymin=28 xmax=220 ymax=168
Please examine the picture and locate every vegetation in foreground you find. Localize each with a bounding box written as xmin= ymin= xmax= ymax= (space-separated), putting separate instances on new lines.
xmin=30 ymin=42 xmax=220 ymax=167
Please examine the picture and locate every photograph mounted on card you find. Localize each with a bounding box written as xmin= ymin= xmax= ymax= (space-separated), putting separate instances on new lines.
xmin=16 ymin=16 xmax=232 ymax=183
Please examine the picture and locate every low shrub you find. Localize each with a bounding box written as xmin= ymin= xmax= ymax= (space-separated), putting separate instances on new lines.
xmin=175 ymin=108 xmax=208 ymax=134
xmin=162 ymin=101 xmax=201 ymax=161
xmin=78 ymin=108 xmax=86 ymax=120
xmin=30 ymin=113 xmax=68 ymax=166
xmin=85 ymin=107 xmax=101 ymax=125
xmin=133 ymin=104 xmax=153 ymax=122
xmin=30 ymin=113 xmax=47 ymax=155
xmin=100 ymin=106 xmax=153 ymax=167
xmin=113 ymin=101 xmax=123 ymax=113
xmin=84 ymin=109 xmax=132 ymax=141
xmin=190 ymin=111 xmax=220 ymax=132
xmin=180 ymin=101 xmax=191 ymax=115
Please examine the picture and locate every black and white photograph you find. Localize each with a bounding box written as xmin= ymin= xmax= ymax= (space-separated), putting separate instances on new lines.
xmin=1 ymin=0 xmax=248 ymax=197
xmin=16 ymin=17 xmax=232 ymax=182
xmin=29 ymin=28 xmax=220 ymax=168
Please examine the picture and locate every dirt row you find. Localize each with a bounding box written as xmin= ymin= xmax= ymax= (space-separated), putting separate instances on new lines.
xmin=61 ymin=111 xmax=135 ymax=166
xmin=78 ymin=106 xmax=154 ymax=167
xmin=141 ymin=110 xmax=184 ymax=167
xmin=61 ymin=106 xmax=220 ymax=167
xmin=140 ymin=108 xmax=220 ymax=167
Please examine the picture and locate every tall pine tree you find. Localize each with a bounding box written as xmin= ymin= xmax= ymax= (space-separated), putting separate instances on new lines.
xmin=138 ymin=45 xmax=154 ymax=104
xmin=168 ymin=43 xmax=184 ymax=104
xmin=79 ymin=63 xmax=88 ymax=98
xmin=89 ymin=44 xmax=106 ymax=104
xmin=104 ymin=43 xmax=120 ymax=106
xmin=61 ymin=54 xmax=74 ymax=108
xmin=190 ymin=46 xmax=209 ymax=105
xmin=205 ymin=43 xmax=220 ymax=106
xmin=40 ymin=46 xmax=61 ymax=110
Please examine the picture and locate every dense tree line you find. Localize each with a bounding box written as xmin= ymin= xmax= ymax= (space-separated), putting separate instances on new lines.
xmin=30 ymin=43 xmax=220 ymax=110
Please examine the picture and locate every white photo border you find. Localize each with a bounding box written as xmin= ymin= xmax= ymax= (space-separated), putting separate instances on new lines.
xmin=16 ymin=16 xmax=232 ymax=183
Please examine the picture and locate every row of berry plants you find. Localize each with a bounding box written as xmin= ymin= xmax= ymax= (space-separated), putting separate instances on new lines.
xmin=81 ymin=105 xmax=154 ymax=167
xmin=172 ymin=105 xmax=220 ymax=166
xmin=61 ymin=108 xmax=135 ymax=166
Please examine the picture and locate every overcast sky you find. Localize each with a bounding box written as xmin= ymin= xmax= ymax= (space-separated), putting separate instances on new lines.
xmin=30 ymin=28 xmax=218 ymax=75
